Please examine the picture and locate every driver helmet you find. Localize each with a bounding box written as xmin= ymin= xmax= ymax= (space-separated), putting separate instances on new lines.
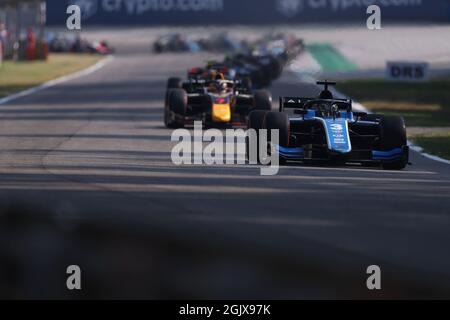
xmin=318 ymin=89 xmax=333 ymax=99
xmin=213 ymin=72 xmax=225 ymax=81
xmin=215 ymin=80 xmax=228 ymax=94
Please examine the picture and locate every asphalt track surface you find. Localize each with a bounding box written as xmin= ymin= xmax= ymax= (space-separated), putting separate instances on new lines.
xmin=1 ymin=39 xmax=450 ymax=299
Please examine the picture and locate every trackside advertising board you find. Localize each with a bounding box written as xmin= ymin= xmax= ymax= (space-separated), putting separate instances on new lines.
xmin=45 ymin=0 xmax=450 ymax=26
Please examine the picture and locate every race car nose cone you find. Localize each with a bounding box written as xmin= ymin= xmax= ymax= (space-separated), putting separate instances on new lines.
xmin=212 ymin=104 xmax=231 ymax=122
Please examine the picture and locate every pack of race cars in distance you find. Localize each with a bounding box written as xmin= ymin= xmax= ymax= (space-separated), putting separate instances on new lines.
xmin=164 ymin=36 xmax=302 ymax=128
xmin=247 ymin=81 xmax=409 ymax=170
xmin=157 ymin=32 xmax=303 ymax=89
xmin=153 ymin=32 xmax=304 ymax=56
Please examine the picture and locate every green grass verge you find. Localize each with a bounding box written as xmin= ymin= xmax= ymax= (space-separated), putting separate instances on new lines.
xmin=306 ymin=43 xmax=358 ymax=72
xmin=0 ymin=53 xmax=103 ymax=98
xmin=338 ymin=78 xmax=450 ymax=127
xmin=412 ymin=133 xmax=450 ymax=160
xmin=339 ymin=78 xmax=450 ymax=160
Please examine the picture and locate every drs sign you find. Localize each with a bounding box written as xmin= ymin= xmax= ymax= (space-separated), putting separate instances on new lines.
xmin=386 ymin=61 xmax=429 ymax=82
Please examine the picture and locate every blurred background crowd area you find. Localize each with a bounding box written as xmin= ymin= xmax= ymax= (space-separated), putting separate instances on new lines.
xmin=0 ymin=0 xmax=116 ymax=62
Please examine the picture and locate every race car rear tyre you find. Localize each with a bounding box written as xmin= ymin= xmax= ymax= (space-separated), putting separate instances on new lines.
xmin=167 ymin=77 xmax=182 ymax=89
xmin=254 ymin=90 xmax=274 ymax=111
xmin=246 ymin=110 xmax=268 ymax=163
xmin=264 ymin=111 xmax=290 ymax=165
xmin=167 ymin=89 xmax=187 ymax=128
xmin=380 ymin=115 xmax=408 ymax=170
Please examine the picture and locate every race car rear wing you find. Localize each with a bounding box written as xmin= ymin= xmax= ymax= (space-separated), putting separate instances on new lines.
xmin=278 ymin=97 xmax=352 ymax=112
xmin=278 ymin=97 xmax=309 ymax=111
xmin=184 ymin=79 xmax=242 ymax=86
xmin=185 ymin=79 xmax=208 ymax=85
xmin=183 ymin=78 xmax=248 ymax=94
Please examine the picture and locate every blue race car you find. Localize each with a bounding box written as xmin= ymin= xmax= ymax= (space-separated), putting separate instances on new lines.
xmin=247 ymin=81 xmax=409 ymax=170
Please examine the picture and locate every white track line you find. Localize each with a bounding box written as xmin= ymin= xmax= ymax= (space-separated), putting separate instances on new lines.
xmin=0 ymin=55 xmax=114 ymax=106
xmin=409 ymin=144 xmax=450 ymax=165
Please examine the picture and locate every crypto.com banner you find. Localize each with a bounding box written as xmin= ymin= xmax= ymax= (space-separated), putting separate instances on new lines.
xmin=46 ymin=0 xmax=450 ymax=25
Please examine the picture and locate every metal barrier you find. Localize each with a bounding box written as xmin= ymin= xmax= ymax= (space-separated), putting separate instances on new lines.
xmin=0 ymin=0 xmax=46 ymax=60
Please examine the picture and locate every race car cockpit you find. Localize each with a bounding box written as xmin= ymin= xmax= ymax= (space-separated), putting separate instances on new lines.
xmin=207 ymin=79 xmax=233 ymax=95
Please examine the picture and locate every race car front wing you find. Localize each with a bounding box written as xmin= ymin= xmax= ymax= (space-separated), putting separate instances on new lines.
xmin=275 ymin=145 xmax=409 ymax=165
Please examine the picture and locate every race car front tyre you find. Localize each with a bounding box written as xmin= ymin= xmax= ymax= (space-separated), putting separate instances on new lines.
xmin=247 ymin=110 xmax=268 ymax=163
xmin=264 ymin=111 xmax=290 ymax=165
xmin=166 ymin=89 xmax=187 ymax=128
xmin=164 ymin=106 xmax=179 ymax=128
xmin=248 ymin=110 xmax=267 ymax=130
xmin=254 ymin=90 xmax=274 ymax=111
xmin=164 ymin=89 xmax=175 ymax=128
xmin=379 ymin=115 xmax=408 ymax=170
xmin=164 ymin=98 xmax=184 ymax=128
xmin=167 ymin=77 xmax=182 ymax=89
xmin=264 ymin=112 xmax=290 ymax=147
